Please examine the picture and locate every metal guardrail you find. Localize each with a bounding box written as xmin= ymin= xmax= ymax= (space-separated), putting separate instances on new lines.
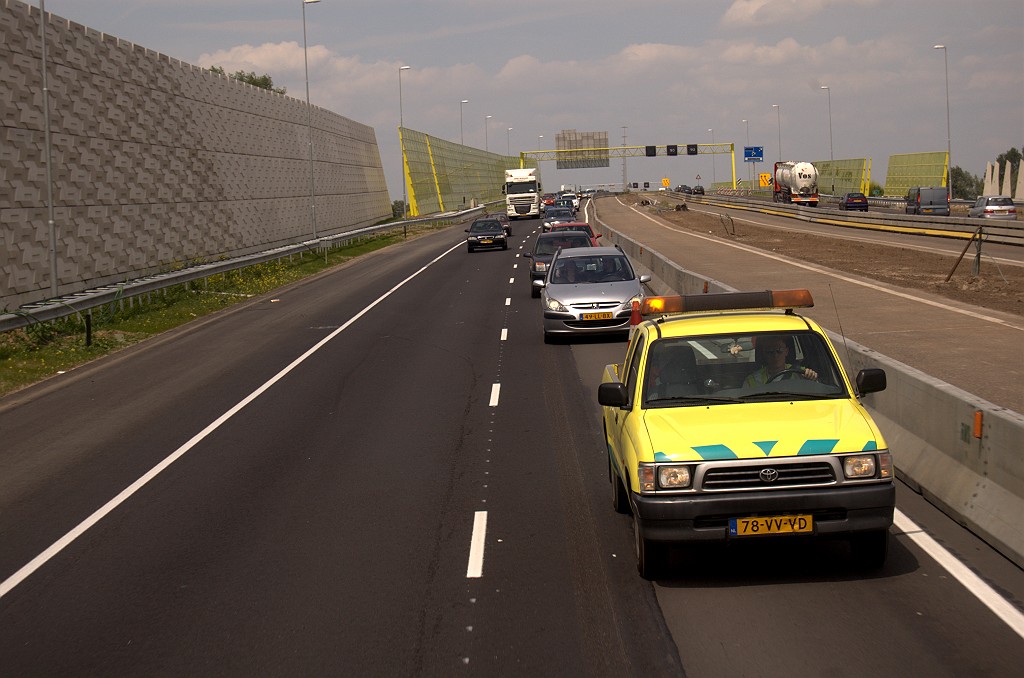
xmin=0 ymin=206 xmax=489 ymax=334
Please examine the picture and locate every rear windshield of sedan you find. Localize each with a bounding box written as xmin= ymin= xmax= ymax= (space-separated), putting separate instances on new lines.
xmin=546 ymin=208 xmax=574 ymax=219
xmin=986 ymin=197 xmax=1014 ymax=206
xmin=535 ymin=235 xmax=591 ymax=255
xmin=552 ymin=224 xmax=594 ymax=237
xmin=470 ymin=221 xmax=504 ymax=233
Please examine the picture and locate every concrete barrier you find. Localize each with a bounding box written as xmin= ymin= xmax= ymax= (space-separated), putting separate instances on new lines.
xmin=599 ymin=219 xmax=1024 ymax=568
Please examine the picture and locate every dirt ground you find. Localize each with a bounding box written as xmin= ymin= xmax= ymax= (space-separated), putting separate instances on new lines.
xmin=618 ymin=193 xmax=1023 ymax=317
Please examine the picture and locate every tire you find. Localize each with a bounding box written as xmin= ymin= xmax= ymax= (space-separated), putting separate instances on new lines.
xmin=850 ymin=530 xmax=889 ymax=569
xmin=531 ymin=286 xmax=540 ymax=299
xmin=610 ymin=456 xmax=630 ymax=514
xmin=543 ymin=331 xmax=555 ymax=344
xmin=467 ymin=245 xmax=474 ymax=253
xmin=634 ymin=511 xmax=663 ymax=580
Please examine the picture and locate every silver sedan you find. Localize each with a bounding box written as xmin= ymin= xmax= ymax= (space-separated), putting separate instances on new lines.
xmin=535 ymin=247 xmax=651 ymax=342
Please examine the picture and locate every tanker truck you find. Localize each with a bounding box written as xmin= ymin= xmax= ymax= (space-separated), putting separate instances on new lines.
xmin=773 ymin=161 xmax=819 ymax=207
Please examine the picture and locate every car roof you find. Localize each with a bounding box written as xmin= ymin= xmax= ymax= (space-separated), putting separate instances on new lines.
xmin=557 ymin=246 xmax=623 ymax=258
xmin=538 ymin=230 xmax=588 ymax=239
xmin=647 ymin=309 xmax=818 ymax=339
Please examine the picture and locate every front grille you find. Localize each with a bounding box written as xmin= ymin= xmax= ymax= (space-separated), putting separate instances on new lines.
xmin=568 ymin=301 xmax=621 ymax=310
xmin=564 ymin=317 xmax=629 ymax=329
xmin=701 ymin=461 xmax=836 ymax=491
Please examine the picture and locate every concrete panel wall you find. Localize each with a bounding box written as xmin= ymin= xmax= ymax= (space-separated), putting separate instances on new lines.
xmin=1 ymin=1 xmax=391 ymax=310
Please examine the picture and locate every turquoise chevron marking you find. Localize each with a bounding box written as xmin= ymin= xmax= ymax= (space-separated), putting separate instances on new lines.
xmin=654 ymin=451 xmax=674 ymax=461
xmin=862 ymin=440 xmax=878 ymax=451
xmin=692 ymin=444 xmax=737 ymax=460
xmin=797 ymin=439 xmax=839 ymax=455
xmin=754 ymin=441 xmax=777 ymax=455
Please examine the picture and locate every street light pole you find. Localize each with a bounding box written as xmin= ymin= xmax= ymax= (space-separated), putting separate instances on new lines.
xmin=538 ymin=135 xmax=543 ymax=150
xmin=507 ymin=127 xmax=512 ymax=156
xmin=40 ymin=0 xmax=58 ymax=295
xmin=485 ymin=115 xmax=492 ymax=151
xmin=398 ymin=65 xmax=410 ymax=218
xmin=302 ymin=0 xmax=321 ymax=239
xmin=934 ymin=44 xmax=952 ymax=200
xmin=742 ymin=119 xmax=750 ymax=188
xmin=460 ymin=99 xmax=469 ymax=145
xmin=772 ymin=104 xmax=782 ymax=164
xmin=821 ymin=85 xmax=834 ymax=193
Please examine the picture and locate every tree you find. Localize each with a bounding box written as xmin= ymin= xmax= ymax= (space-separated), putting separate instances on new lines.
xmin=208 ymin=66 xmax=287 ymax=95
xmin=392 ymin=200 xmax=407 ymax=219
xmin=950 ymin=166 xmax=982 ymax=201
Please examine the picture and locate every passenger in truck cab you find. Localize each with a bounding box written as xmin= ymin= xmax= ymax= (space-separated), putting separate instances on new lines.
xmin=744 ymin=335 xmax=818 ymax=386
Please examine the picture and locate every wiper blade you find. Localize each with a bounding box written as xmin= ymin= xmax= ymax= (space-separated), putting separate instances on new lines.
xmin=647 ymin=395 xmax=745 ymax=405
xmin=737 ymin=391 xmax=821 ymax=400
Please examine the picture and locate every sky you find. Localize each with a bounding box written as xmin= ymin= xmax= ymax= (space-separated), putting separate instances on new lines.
xmin=37 ymin=0 xmax=1024 ymax=198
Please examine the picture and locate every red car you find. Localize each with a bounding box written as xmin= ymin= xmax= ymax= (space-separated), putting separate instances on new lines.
xmin=838 ymin=192 xmax=869 ymax=212
xmin=549 ymin=222 xmax=602 ymax=246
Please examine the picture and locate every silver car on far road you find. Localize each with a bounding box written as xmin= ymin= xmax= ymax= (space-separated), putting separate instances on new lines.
xmin=536 ymin=246 xmax=651 ymax=343
xmin=968 ymin=196 xmax=1018 ymax=220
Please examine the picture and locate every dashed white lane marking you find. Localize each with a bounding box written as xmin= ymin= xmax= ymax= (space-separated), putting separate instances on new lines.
xmin=500 ymin=328 xmax=508 ymax=341
xmin=505 ymin=297 xmax=511 ymax=306
xmin=0 ymin=239 xmax=470 ymax=601
xmin=508 ymin=277 xmax=515 ymax=284
xmin=488 ymin=384 xmax=500 ymax=406
xmin=467 ymin=511 xmax=488 ymax=578
xmin=894 ymin=510 xmax=1024 ymax=639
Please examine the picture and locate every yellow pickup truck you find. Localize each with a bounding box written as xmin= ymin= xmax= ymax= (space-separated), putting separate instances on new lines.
xmin=598 ymin=290 xmax=894 ymax=579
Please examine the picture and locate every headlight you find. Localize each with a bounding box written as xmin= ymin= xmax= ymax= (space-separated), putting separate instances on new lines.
xmin=844 ymin=452 xmax=891 ymax=479
xmin=639 ymin=464 xmax=692 ymax=492
xmin=545 ymin=297 xmax=567 ymax=312
xmin=535 ymin=262 xmax=548 ymax=272
xmin=659 ymin=465 xmax=692 ymax=489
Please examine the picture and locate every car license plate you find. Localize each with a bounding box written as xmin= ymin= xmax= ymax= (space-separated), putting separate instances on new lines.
xmin=582 ymin=312 xmax=614 ymax=320
xmin=480 ymin=239 xmax=493 ymax=244
xmin=729 ymin=514 xmax=812 ymax=536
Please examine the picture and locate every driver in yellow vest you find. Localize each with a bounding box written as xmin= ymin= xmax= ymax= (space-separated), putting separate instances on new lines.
xmin=744 ymin=335 xmax=818 ymax=386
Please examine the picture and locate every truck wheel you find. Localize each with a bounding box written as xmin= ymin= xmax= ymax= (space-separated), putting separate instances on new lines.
xmin=610 ymin=457 xmax=630 ymax=514
xmin=850 ymin=530 xmax=889 ymax=569
xmin=634 ymin=512 xmax=663 ymax=580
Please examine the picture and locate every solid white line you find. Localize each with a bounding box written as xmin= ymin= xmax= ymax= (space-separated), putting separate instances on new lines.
xmin=619 ymin=201 xmax=1024 ymax=331
xmin=500 ymin=328 xmax=508 ymax=341
xmin=0 ymin=239 xmax=468 ymax=601
xmin=466 ymin=511 xmax=487 ymax=578
xmin=489 ymin=384 xmax=500 ymax=406
xmin=894 ymin=510 xmax=1024 ymax=639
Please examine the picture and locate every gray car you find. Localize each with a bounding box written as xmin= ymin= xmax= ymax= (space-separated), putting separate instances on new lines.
xmin=535 ymin=246 xmax=651 ymax=342
xmin=968 ymin=195 xmax=1018 ymax=220
xmin=541 ymin=207 xmax=577 ymax=232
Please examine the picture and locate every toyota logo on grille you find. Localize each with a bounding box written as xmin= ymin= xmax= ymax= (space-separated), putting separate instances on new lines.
xmin=760 ymin=468 xmax=779 ymax=483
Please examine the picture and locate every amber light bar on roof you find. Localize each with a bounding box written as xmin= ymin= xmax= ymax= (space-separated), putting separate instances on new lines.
xmin=641 ymin=289 xmax=814 ymax=316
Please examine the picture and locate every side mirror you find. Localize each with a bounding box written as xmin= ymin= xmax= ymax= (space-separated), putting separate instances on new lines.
xmin=639 ymin=274 xmax=652 ymax=284
xmin=856 ymin=368 xmax=886 ymax=395
xmin=598 ymin=382 xmax=630 ymax=408
xmin=532 ymin=279 xmax=546 ymax=289
xmin=523 ymin=252 xmax=533 ymax=259
xmin=595 ymin=233 xmax=602 ymax=239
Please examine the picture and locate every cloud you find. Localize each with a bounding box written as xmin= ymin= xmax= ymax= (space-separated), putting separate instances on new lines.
xmin=721 ymin=0 xmax=881 ymax=26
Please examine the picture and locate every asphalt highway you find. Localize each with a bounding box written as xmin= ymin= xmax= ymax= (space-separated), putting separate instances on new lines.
xmin=0 ymin=214 xmax=1021 ymax=676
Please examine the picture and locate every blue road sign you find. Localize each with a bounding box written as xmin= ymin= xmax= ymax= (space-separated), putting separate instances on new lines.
xmin=744 ymin=146 xmax=763 ymax=162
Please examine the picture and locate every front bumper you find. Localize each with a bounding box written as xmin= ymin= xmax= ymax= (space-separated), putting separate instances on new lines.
xmin=632 ymin=483 xmax=895 ymax=543
xmin=543 ymin=309 xmax=633 ymax=335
